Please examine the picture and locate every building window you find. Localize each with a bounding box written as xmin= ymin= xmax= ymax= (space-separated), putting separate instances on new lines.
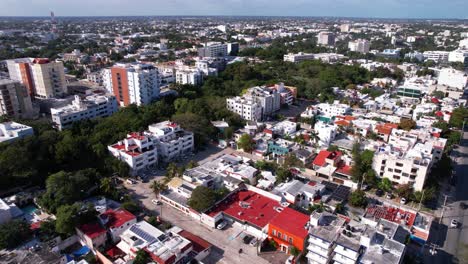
xmin=277 ymin=232 xmax=282 ymax=238
xmin=288 ymin=237 xmax=293 ymax=244
xmin=283 ymin=234 xmax=287 ymax=240
xmin=272 ymin=230 xmax=276 ymax=236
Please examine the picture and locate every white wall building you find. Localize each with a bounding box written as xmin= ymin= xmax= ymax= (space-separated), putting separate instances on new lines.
xmin=423 ymin=51 xmax=449 ymax=63
xmin=459 ymin=38 xmax=468 ymax=49
xmin=51 ymin=94 xmax=118 ymax=130
xmin=226 ymin=86 xmax=281 ymax=121
xmin=284 ymin=52 xmax=315 ymax=63
xmin=226 ymin=96 xmax=262 ymax=121
xmin=317 ymin=32 xmax=335 ymax=46
xmin=175 ymin=68 xmax=203 ymax=86
xmin=448 ymin=49 xmax=468 ymax=63
xmin=147 ymin=121 xmax=194 ymax=162
xmin=314 ymin=121 xmax=337 ymax=147
xmin=348 ymin=39 xmax=370 ymax=53
xmin=437 ymin=68 xmax=468 ymax=90
xmin=316 ymin=101 xmax=351 ymax=117
xmin=0 ymin=122 xmax=34 ymax=144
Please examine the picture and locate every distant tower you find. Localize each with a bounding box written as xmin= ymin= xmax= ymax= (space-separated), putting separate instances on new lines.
xmin=50 ymin=11 xmax=58 ymax=33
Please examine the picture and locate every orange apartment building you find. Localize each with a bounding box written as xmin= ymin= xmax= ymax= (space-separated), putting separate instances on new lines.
xmin=267 ymin=207 xmax=309 ymax=254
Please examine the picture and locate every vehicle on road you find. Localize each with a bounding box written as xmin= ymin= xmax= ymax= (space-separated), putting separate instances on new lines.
xmin=375 ymin=189 xmax=384 ymax=196
xmin=285 ymin=256 xmax=294 ymax=264
xmin=249 ymin=237 xmax=258 ymax=246
xmin=400 ymin=197 xmax=407 ymax=204
xmin=151 ymin=199 xmax=162 ymax=205
xmin=451 ymin=219 xmax=458 ymax=228
xmin=386 ymin=193 xmax=393 ymax=199
xmin=216 ymin=220 xmax=228 ymax=230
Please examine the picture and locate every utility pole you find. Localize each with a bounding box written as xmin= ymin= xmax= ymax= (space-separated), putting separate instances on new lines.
xmin=460 ymin=119 xmax=466 ymax=145
xmin=439 ymin=195 xmax=449 ymax=225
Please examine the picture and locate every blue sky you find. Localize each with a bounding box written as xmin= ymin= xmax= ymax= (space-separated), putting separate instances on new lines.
xmin=0 ymin=0 xmax=466 ymax=19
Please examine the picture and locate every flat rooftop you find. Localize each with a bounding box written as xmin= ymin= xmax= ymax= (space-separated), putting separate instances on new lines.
xmin=364 ymin=205 xmax=416 ymax=228
xmin=207 ymin=190 xmax=283 ymax=229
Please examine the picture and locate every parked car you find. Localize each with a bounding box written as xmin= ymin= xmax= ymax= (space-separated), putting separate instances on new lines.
xmin=249 ymin=237 xmax=258 ymax=247
xmin=451 ymin=219 xmax=458 ymax=228
xmin=151 ymin=199 xmax=162 ymax=205
xmin=400 ymin=197 xmax=407 ymax=204
xmin=285 ymin=256 xmax=294 ymax=264
xmin=216 ymin=220 xmax=228 ymax=230
xmin=375 ymin=189 xmax=384 ymax=196
xmin=386 ymin=193 xmax=393 ymax=199
xmin=243 ymin=235 xmax=254 ymax=244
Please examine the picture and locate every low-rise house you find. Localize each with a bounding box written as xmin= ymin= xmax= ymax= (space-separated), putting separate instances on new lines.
xmin=99 ymin=208 xmax=137 ymax=243
xmin=76 ymin=223 xmax=107 ymax=251
xmin=0 ymin=121 xmax=34 ymax=144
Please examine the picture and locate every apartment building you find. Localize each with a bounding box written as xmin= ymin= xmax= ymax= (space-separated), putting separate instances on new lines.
xmin=108 ymin=132 xmax=158 ymax=175
xmin=448 ymin=49 xmax=468 ymax=64
xmin=0 ymin=79 xmax=33 ymax=119
xmin=197 ymin=42 xmax=228 ymax=57
xmin=147 ymin=121 xmax=194 ymax=162
xmin=117 ymin=221 xmax=192 ymax=264
xmin=316 ymin=101 xmax=351 ymax=117
xmin=175 ymin=68 xmax=203 ymax=86
xmin=284 ymin=52 xmax=315 ymax=63
xmin=371 ymin=129 xmax=446 ymax=191
xmin=348 ymin=39 xmax=370 ymax=53
xmin=226 ymin=96 xmax=262 ymax=121
xmin=226 ymin=86 xmax=280 ymax=121
xmin=6 ymin=58 xmax=67 ymax=98
xmin=50 ymin=94 xmax=118 ymax=130
xmin=107 ymin=63 xmax=160 ymax=107
xmin=423 ymin=51 xmax=449 ymax=63
xmin=317 ymin=32 xmax=335 ymax=46
xmin=0 ymin=121 xmax=34 ymax=144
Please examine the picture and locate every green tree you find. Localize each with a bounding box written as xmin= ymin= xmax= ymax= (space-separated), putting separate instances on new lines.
xmin=449 ymin=107 xmax=468 ymax=129
xmin=276 ymin=167 xmax=292 ymax=184
xmin=399 ymin=118 xmax=417 ymax=131
xmin=0 ymin=220 xmax=32 ymax=249
xmin=100 ymin=177 xmax=113 ymax=195
xmin=237 ymin=134 xmax=255 ymax=152
xmin=395 ymin=184 xmax=413 ymax=199
xmin=290 ymin=246 xmax=301 ymax=257
xmin=55 ymin=203 xmax=82 ymax=235
xmin=349 ymin=190 xmax=368 ymax=208
xmin=378 ymin=178 xmax=393 ymax=192
xmin=150 ymin=180 xmax=168 ymax=198
xmin=121 ymin=200 xmax=141 ymax=214
xmin=133 ymin=249 xmax=151 ymax=264
xmin=188 ymin=186 xmax=217 ymax=212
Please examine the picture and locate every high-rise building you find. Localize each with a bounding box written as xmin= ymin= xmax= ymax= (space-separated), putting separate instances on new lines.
xmin=348 ymin=39 xmax=370 ymax=53
xmin=317 ymin=32 xmax=335 ymax=46
xmin=6 ymin=58 xmax=67 ymax=98
xmin=0 ymin=79 xmax=33 ymax=119
xmin=197 ymin=42 xmax=228 ymax=57
xmin=107 ymin=63 xmax=160 ymax=107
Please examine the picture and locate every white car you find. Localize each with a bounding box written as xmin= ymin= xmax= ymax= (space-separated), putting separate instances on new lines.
xmin=400 ymin=197 xmax=407 ymax=204
xmin=285 ymin=256 xmax=294 ymax=264
xmin=151 ymin=199 xmax=162 ymax=205
xmin=451 ymin=219 xmax=458 ymax=228
xmin=216 ymin=220 xmax=228 ymax=230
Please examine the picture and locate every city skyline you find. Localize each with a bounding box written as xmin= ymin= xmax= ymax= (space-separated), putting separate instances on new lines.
xmin=0 ymin=0 xmax=467 ymax=19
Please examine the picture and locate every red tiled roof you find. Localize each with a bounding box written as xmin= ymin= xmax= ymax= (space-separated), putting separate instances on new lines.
xmin=207 ymin=190 xmax=282 ymax=229
xmin=376 ymin=125 xmax=393 ymax=135
xmin=269 ymin=207 xmax=309 ymax=239
xmin=100 ymin=209 xmax=136 ymax=229
xmin=30 ymin=221 xmax=42 ymax=230
xmin=335 ymin=120 xmax=350 ymax=127
xmin=128 ymin=132 xmax=146 ymax=141
xmin=263 ymin=129 xmax=273 ymax=134
xmin=431 ymin=98 xmax=440 ymax=104
xmin=365 ymin=205 xmax=416 ymax=227
xmin=435 ymin=111 xmax=444 ymax=117
xmin=178 ymin=230 xmax=212 ymax=253
xmin=336 ymin=164 xmax=352 ymax=176
xmin=79 ymin=223 xmax=106 ymax=239
xmin=106 ymin=246 xmax=125 ymax=258
xmin=312 ymin=150 xmax=342 ymax=167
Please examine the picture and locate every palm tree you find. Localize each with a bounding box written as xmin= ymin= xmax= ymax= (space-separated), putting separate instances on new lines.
xmin=100 ymin=177 xmax=113 ymax=194
xmin=150 ymin=180 xmax=168 ymax=199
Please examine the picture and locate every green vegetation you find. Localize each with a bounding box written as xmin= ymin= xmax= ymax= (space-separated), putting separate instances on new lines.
xmin=449 ymin=107 xmax=468 ymax=129
xmin=399 ymin=118 xmax=417 ymax=131
xmin=188 ymin=186 xmax=218 ymax=212
xmin=349 ymin=190 xmax=368 ymax=208
xmin=237 ymin=134 xmax=255 ymax=152
xmin=133 ymin=249 xmax=152 ymax=264
xmin=0 ymin=220 xmax=32 ymax=249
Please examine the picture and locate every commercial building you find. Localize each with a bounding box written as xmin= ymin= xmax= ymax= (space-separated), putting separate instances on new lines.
xmin=0 ymin=79 xmax=33 ymax=119
xmin=117 ymin=221 xmax=192 ymax=264
xmin=0 ymin=121 xmax=34 ymax=144
xmin=6 ymin=58 xmax=67 ymax=98
xmin=106 ymin=63 xmax=160 ymax=107
xmin=50 ymin=94 xmax=118 ymax=130
xmin=423 ymin=51 xmax=449 ymax=63
xmin=197 ymin=42 xmax=228 ymax=57
xmin=348 ymin=39 xmax=370 ymax=53
xmin=317 ymin=32 xmax=335 ymax=46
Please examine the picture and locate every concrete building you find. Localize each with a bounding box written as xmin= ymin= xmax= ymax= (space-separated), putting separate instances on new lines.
xmin=0 ymin=79 xmax=33 ymax=119
xmin=226 ymin=86 xmax=281 ymax=121
xmin=107 ymin=63 xmax=160 ymax=107
xmin=108 ymin=132 xmax=158 ymax=175
xmin=348 ymin=39 xmax=370 ymax=53
xmin=175 ymin=68 xmax=203 ymax=86
xmin=448 ymin=49 xmax=468 ymax=64
xmin=314 ymin=122 xmax=337 ymax=147
xmin=317 ymin=32 xmax=335 ymax=46
xmin=197 ymin=42 xmax=228 ymax=57
xmin=316 ymin=101 xmax=351 ymax=117
xmin=147 ymin=121 xmax=195 ymax=162
xmin=0 ymin=121 xmax=34 ymax=144
xmin=117 ymin=221 xmax=192 ymax=264
xmin=423 ymin=51 xmax=449 ymax=63
xmin=50 ymin=94 xmax=118 ymax=130
xmin=284 ymin=52 xmax=315 ymax=63
xmin=6 ymin=58 xmax=67 ymax=98
xmin=459 ymin=38 xmax=468 ymax=49
xmin=437 ymin=68 xmax=468 ymax=90
xmin=226 ymin=96 xmax=262 ymax=121
xmin=340 ymin=24 xmax=351 ymax=32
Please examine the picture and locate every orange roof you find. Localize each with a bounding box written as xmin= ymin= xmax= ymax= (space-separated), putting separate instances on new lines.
xmin=376 ymin=125 xmax=393 ymax=135
xmin=384 ymin=123 xmax=398 ymax=129
xmin=344 ymin=115 xmax=356 ymax=121
xmin=335 ymin=120 xmax=351 ymax=126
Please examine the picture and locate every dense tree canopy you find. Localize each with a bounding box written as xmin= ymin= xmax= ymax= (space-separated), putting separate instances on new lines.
xmin=0 ymin=220 xmax=32 ymax=249
xmin=188 ymin=186 xmax=217 ymax=212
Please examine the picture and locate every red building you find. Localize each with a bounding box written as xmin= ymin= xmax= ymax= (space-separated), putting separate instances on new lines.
xmin=267 ymin=207 xmax=309 ymax=254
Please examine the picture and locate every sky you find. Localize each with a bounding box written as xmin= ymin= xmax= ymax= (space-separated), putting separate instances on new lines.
xmin=0 ymin=0 xmax=466 ymax=19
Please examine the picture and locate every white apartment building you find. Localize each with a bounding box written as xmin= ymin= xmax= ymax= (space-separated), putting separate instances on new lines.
xmin=448 ymin=49 xmax=468 ymax=63
xmin=195 ymin=60 xmax=218 ymax=76
xmin=437 ymin=68 xmax=468 ymax=89
xmin=50 ymin=94 xmax=118 ymax=130
xmin=314 ymin=121 xmax=337 ymax=147
xmin=348 ymin=39 xmax=370 ymax=53
xmin=86 ymin=72 xmax=103 ymax=86
xmin=423 ymin=51 xmax=449 ymax=63
xmin=175 ymin=68 xmax=203 ymax=86
xmin=117 ymin=221 xmax=192 ymax=263
xmin=316 ymin=101 xmax=351 ymax=117
xmin=0 ymin=122 xmax=34 ymax=144
xmin=198 ymin=42 xmax=228 ymax=57
xmin=459 ymin=38 xmax=468 ymax=49
xmin=6 ymin=58 xmax=67 ymax=98
xmin=147 ymin=121 xmax=194 ymax=162
xmin=0 ymin=79 xmax=33 ymax=119
xmin=284 ymin=52 xmax=315 ymax=63
xmin=340 ymin=24 xmax=351 ymax=32
xmin=371 ymin=129 xmax=446 ymax=191
xmin=108 ymin=132 xmax=158 ymax=175
xmin=412 ymin=103 xmax=438 ymax=120
xmin=101 ymin=68 xmax=113 ymax=93
xmin=317 ymin=32 xmax=335 ymax=46
xmin=226 ymin=96 xmax=262 ymax=121
xmin=106 ymin=63 xmax=160 ymax=107
xmin=307 ymin=212 xmax=345 ymax=264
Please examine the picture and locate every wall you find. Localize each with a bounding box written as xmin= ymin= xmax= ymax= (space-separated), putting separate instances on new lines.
xmin=50 ymin=235 xmax=78 ymax=253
